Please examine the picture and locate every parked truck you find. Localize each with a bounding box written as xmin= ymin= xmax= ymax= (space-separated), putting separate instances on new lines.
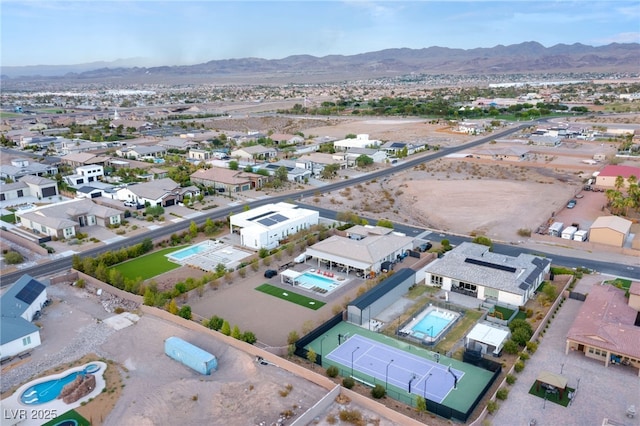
xmin=164 ymin=337 xmax=218 ymax=375
xmin=548 ymin=222 xmax=564 ymax=237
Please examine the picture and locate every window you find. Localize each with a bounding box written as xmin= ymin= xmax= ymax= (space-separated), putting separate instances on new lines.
xmin=22 ymin=336 xmax=31 ymax=346
xmin=430 ymin=275 xmax=443 ymax=286
xmin=17 ymin=190 xmax=23 ymax=197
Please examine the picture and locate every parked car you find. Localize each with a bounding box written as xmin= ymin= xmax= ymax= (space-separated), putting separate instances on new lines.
xmin=567 ymin=199 xmax=577 ymax=209
xmin=264 ymin=269 xmax=278 ymax=278
xmin=124 ymin=201 xmax=137 ymax=207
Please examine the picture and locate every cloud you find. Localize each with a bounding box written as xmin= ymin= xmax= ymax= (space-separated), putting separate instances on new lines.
xmin=596 ymin=32 xmax=640 ymax=44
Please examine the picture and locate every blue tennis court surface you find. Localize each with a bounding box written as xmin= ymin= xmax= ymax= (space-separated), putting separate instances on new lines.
xmin=326 ymin=334 xmax=464 ymax=403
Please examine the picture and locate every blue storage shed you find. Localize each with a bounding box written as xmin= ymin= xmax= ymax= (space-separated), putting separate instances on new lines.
xmin=164 ymin=336 xmax=218 ymax=375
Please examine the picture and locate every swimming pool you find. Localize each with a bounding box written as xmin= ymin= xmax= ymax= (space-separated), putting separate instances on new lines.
xmin=169 ymin=244 xmax=208 ymax=260
xmin=296 ymin=272 xmax=341 ymax=292
xmin=21 ymin=364 xmax=100 ymax=405
xmin=402 ymin=307 xmax=460 ymax=343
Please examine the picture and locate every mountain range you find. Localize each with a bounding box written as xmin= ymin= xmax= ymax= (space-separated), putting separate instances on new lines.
xmin=2 ymin=42 xmax=639 ymax=84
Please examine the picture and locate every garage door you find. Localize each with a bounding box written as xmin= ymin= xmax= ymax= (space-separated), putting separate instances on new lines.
xmin=164 ymin=198 xmax=175 ymax=207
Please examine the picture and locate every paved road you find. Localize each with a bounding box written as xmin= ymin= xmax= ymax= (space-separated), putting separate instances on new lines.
xmin=3 ymin=119 xmax=638 ymax=286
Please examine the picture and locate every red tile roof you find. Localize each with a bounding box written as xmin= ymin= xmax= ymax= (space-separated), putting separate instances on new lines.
xmin=598 ymin=165 xmax=640 ymax=179
xmin=567 ymin=285 xmax=640 ymax=359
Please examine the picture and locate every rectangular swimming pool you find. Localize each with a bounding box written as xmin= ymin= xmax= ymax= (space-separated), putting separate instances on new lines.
xmin=411 ymin=310 xmax=453 ymax=339
xmin=296 ymin=272 xmax=335 ymax=291
xmin=169 ymin=244 xmax=208 ymax=260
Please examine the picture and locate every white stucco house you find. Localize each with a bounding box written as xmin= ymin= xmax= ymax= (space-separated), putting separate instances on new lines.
xmin=333 ymin=134 xmax=381 ymax=151
xmin=422 ymin=242 xmax=551 ymax=306
xmin=229 ymin=202 xmax=319 ymax=250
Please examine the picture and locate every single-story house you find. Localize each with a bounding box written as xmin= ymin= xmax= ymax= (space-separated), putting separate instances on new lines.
xmin=566 ymin=283 xmax=640 ymax=375
xmin=422 ymin=242 xmax=551 ymax=306
xmin=345 ymin=148 xmax=388 ymax=165
xmin=595 ymin=165 xmax=640 ymax=189
xmin=472 ymin=146 xmax=530 ymax=162
xmin=188 ymin=149 xmax=212 ymax=161
xmin=0 ymin=159 xmax=59 ymax=181
xmin=295 ymin=152 xmax=348 ymax=177
xmin=256 ymin=161 xmax=312 ymax=183
xmin=380 ymin=141 xmax=419 ymax=156
xmin=229 ymin=202 xmax=319 ymax=250
xmin=231 ymin=145 xmax=278 ymax=162
xmin=116 ymin=145 xmax=167 ymax=160
xmin=0 ymin=275 xmax=48 ymax=359
xmin=190 ymin=167 xmax=267 ymax=192
xmin=333 ymin=134 xmax=381 ymax=151
xmin=117 ymin=178 xmax=198 ymax=207
xmin=589 ymin=216 xmax=632 ymax=248
xmin=305 ymin=232 xmax=414 ymax=277
xmin=60 ymin=152 xmax=110 ymax=168
xmin=16 ymin=198 xmax=123 ymax=238
xmin=269 ymin=133 xmax=304 ymax=145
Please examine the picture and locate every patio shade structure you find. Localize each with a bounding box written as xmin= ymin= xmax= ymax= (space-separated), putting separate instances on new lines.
xmin=535 ymin=370 xmax=568 ymax=400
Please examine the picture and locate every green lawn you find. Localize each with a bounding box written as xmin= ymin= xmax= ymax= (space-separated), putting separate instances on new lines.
xmin=109 ymin=246 xmax=185 ymax=280
xmin=529 ymin=382 xmax=575 ymax=407
xmin=491 ymin=305 xmax=514 ymax=321
xmin=0 ymin=213 xmax=16 ymax=224
xmin=42 ymin=409 xmax=90 ymax=426
xmin=255 ymin=284 xmax=325 ymax=310
xmin=605 ymin=278 xmax=632 ymax=290
xmin=434 ymin=309 xmax=483 ymax=354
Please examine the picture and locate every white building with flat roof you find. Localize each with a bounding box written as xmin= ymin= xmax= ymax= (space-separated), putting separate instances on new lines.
xmin=229 ymin=202 xmax=319 ymax=250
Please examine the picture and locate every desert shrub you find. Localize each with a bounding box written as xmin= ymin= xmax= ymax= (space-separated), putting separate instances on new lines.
xmin=496 ymin=388 xmax=509 ymax=400
xmin=339 ymin=409 xmax=363 ymax=423
xmin=326 ymin=365 xmax=339 ymax=378
xmin=517 ymin=228 xmax=532 ymax=237
xmin=519 ymin=352 xmax=530 ymax=361
xmin=342 ymin=377 xmax=355 ymax=389
xmin=4 ymin=251 xmax=24 ymax=264
xmin=514 ymin=361 xmax=525 ymax=373
xmin=526 ymin=341 xmax=538 ymax=353
xmin=506 ymin=374 xmax=516 ymax=385
xmin=487 ymin=400 xmax=499 ymax=414
xmin=287 ymin=330 xmax=299 ymax=345
xmin=503 ymin=340 xmax=519 ymax=355
xmin=371 ymin=384 xmax=386 ymax=399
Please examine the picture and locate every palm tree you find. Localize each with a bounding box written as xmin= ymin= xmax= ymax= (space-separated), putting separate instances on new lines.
xmin=614 ymin=175 xmax=625 ymax=191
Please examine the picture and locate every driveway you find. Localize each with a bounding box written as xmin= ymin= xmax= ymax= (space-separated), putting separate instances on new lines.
xmin=490 ymin=273 xmax=640 ymax=426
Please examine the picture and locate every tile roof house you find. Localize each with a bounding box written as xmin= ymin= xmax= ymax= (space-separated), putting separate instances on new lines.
xmin=16 ymin=198 xmax=123 ymax=239
xmin=0 ymin=159 xmax=59 ymax=181
xmin=0 ymin=275 xmax=49 ymax=359
xmin=231 ymin=145 xmax=278 ymax=162
xmin=422 ymin=242 xmax=551 ymax=306
xmin=117 ymin=178 xmax=199 ymax=207
xmin=566 ymin=284 xmax=640 ymax=375
xmin=190 ymin=167 xmax=267 ymax=192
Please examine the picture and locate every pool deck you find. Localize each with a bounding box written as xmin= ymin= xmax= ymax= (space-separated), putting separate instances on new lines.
xmin=288 ymin=268 xmax=351 ymax=296
xmin=1 ymin=362 xmax=107 ymax=426
xmin=400 ymin=306 xmax=460 ymax=343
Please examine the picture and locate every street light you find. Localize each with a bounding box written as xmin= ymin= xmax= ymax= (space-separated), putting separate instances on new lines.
xmin=423 ymin=373 xmax=432 ymax=399
xmin=385 ymin=359 xmax=394 ymax=390
xmin=351 ymin=346 xmax=360 ymax=377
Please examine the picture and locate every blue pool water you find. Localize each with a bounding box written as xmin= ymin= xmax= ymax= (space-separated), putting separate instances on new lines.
xmin=411 ymin=310 xmax=454 ymax=339
xmin=297 ymin=272 xmax=337 ymax=291
xmin=170 ymin=244 xmax=207 ymax=260
xmin=20 ymin=364 xmax=99 ymax=405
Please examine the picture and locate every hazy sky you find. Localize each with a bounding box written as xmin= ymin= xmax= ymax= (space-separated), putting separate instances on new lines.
xmin=2 ymin=0 xmax=639 ymax=67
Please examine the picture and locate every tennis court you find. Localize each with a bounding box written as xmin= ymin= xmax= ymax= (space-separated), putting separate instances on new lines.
xmin=326 ymin=334 xmax=463 ymax=403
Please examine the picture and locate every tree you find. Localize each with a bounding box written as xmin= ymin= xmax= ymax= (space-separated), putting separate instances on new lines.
xmin=306 ymin=348 xmax=317 ymax=367
xmin=167 ymin=299 xmax=179 ymax=315
xmin=416 ymin=396 xmax=427 ymax=413
xmin=220 ymin=320 xmax=231 ymax=336
xmin=231 ymin=325 xmax=242 ymax=339
xmin=345 ymin=133 xmax=357 ymax=139
xmin=287 ymin=330 xmax=299 ymax=345
xmin=614 ymin=175 xmax=625 ymax=191
xmin=472 ymin=236 xmax=493 ymax=250
xmin=275 ymin=166 xmax=289 ymax=182
xmin=241 ymin=331 xmax=257 ymax=344
xmin=189 ymin=220 xmax=198 ymax=238
xmin=320 ymin=164 xmax=339 ymax=179
xmin=376 ymin=219 xmax=394 ymax=229
xmin=178 ymin=305 xmax=192 ymax=320
xmin=208 ymin=315 xmax=224 ymax=331
xmin=355 ymin=155 xmax=373 ymax=167
xmin=371 ymin=384 xmax=386 ymax=399
xmin=229 ymin=160 xmax=239 ymax=170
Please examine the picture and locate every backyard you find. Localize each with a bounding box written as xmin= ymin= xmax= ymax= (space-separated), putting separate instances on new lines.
xmin=255 ymin=283 xmax=326 ymax=310
xmin=108 ymin=246 xmax=185 ymax=280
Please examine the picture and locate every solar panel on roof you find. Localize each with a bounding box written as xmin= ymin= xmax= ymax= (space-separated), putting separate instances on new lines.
xmin=270 ymin=213 xmax=288 ymax=223
xmin=464 ymin=257 xmax=517 ymax=273
xmin=15 ymin=279 xmax=45 ymax=304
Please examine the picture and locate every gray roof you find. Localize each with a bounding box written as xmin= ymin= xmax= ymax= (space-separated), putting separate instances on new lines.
xmin=0 ymin=181 xmax=28 ymax=192
xmin=308 ymin=234 xmax=413 ymax=264
xmin=19 ymin=175 xmax=57 ymax=186
xmin=17 ymin=198 xmax=121 ymax=230
xmin=0 ymin=274 xmax=47 ymax=320
xmin=1 ymin=316 xmax=40 ymax=345
xmin=350 ymin=268 xmax=415 ymax=310
xmin=424 ymin=242 xmax=550 ymax=295
xmin=128 ymin=178 xmax=179 ymax=200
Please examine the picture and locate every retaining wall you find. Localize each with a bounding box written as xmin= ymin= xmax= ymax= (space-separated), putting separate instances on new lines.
xmin=291 ymin=385 xmax=341 ymax=426
xmin=0 ymin=229 xmax=49 ymax=255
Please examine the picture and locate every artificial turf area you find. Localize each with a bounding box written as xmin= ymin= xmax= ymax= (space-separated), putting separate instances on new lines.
xmin=528 ymin=382 xmax=575 ymax=407
xmin=109 ymin=246 xmax=185 ymax=280
xmin=42 ymin=409 xmax=90 ymax=426
xmin=255 ymin=284 xmax=325 ymax=310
